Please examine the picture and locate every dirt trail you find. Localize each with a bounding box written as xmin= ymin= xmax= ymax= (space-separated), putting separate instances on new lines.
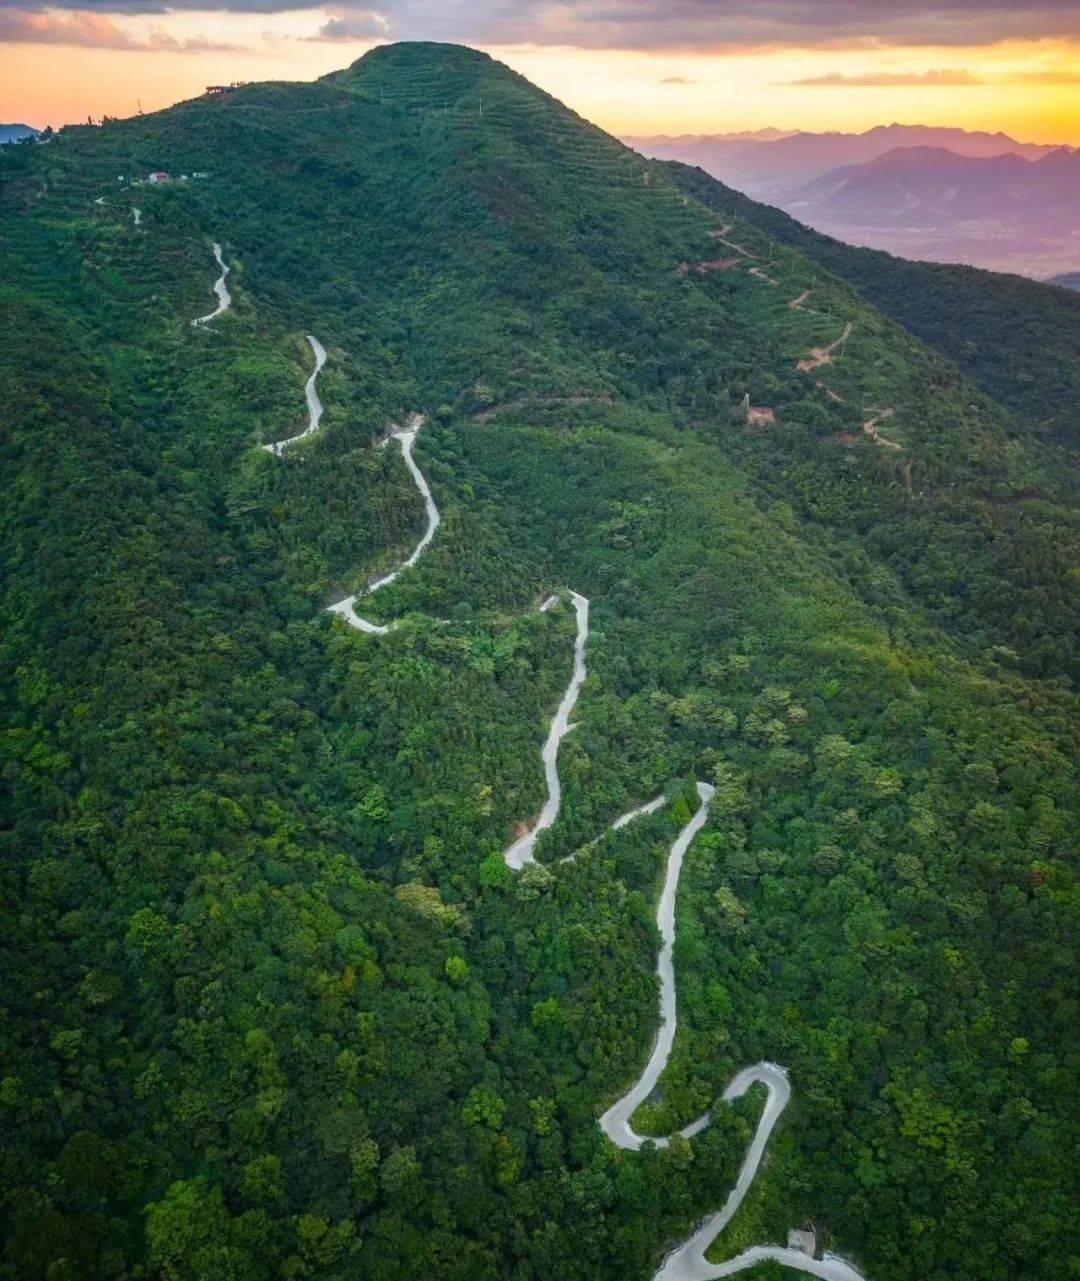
xmin=863 ymin=409 xmax=915 ymax=489
xmin=717 ymin=237 xmax=754 ymax=258
xmin=679 ymin=257 xmax=741 ymax=275
xmin=748 ymin=266 xmax=778 ymax=286
xmin=796 ymin=321 xmax=853 ymax=372
xmin=862 ymin=408 xmax=901 ymax=450
xmin=474 ymin=392 xmax=614 ymax=423
xmin=788 ymin=288 xmax=811 ymax=310
xmin=707 ymin=224 xmax=755 ymax=258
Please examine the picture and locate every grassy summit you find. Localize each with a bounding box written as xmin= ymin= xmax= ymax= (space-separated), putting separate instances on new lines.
xmin=1 ymin=41 xmax=1076 ymax=1281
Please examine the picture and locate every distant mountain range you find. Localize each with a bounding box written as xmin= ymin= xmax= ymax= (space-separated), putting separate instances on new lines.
xmin=1047 ymin=271 xmax=1080 ymax=290
xmin=624 ymin=124 xmax=1064 ymax=193
xmin=0 ymin=123 xmax=38 ymax=145
xmin=784 ymin=143 xmax=1079 ymax=242
xmin=0 ymin=122 xmax=39 ymax=146
xmin=626 ymin=124 xmax=1078 ymax=277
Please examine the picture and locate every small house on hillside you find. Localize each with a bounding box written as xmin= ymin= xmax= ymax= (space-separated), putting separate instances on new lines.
xmin=148 ymin=171 xmax=170 ymax=183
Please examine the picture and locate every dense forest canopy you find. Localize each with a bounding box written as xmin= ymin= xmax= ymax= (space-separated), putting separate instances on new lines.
xmin=1 ymin=40 xmax=1076 ymax=1281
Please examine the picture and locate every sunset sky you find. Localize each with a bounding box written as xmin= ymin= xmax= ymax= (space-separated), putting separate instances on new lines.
xmin=2 ymin=1 xmax=1079 ymax=143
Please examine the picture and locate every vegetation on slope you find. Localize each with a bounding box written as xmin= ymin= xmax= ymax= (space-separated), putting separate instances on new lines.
xmin=664 ymin=159 xmax=1080 ymax=444
xmin=1 ymin=41 xmax=1076 ymax=1281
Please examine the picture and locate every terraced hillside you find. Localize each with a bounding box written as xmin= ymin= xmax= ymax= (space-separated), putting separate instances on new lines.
xmin=1 ymin=41 xmax=1076 ymax=1281
xmin=665 ymin=159 xmax=1080 ymax=445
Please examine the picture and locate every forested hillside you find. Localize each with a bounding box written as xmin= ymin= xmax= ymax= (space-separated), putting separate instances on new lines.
xmin=1 ymin=41 xmax=1076 ymax=1281
xmin=665 ymin=159 xmax=1080 ymax=443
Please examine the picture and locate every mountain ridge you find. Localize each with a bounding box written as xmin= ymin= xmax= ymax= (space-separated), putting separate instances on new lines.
xmin=1047 ymin=270 xmax=1080 ymax=290
xmin=0 ymin=122 xmax=38 ymax=145
xmin=624 ymin=123 xmax=1067 ymax=193
xmin=627 ymin=123 xmax=1078 ymax=275
xmin=774 ymin=142 xmax=1080 ymax=275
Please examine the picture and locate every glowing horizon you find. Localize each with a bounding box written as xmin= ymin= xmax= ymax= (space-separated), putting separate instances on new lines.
xmin=1 ymin=18 xmax=1078 ymax=145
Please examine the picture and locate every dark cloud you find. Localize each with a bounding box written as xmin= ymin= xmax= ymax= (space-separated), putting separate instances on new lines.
xmin=0 ymin=0 xmax=1078 ymax=48
xmin=0 ymin=6 xmax=238 ymax=45
xmin=790 ymin=69 xmax=984 ymax=86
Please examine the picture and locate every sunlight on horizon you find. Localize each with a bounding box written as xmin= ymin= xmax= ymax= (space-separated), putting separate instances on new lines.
xmin=1 ymin=16 xmax=1078 ymax=144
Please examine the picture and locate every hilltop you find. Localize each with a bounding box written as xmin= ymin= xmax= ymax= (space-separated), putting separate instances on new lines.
xmin=0 ymin=122 xmax=37 ymax=145
xmin=1 ymin=41 xmax=1077 ymax=1281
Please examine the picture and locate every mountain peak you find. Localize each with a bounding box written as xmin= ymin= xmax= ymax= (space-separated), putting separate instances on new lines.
xmin=345 ymin=40 xmax=498 ymax=73
xmin=332 ymin=40 xmax=528 ymax=105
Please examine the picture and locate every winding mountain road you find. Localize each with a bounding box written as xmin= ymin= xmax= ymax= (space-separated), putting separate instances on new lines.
xmin=479 ymin=576 xmax=866 ymax=1278
xmin=264 ymin=335 xmax=326 ymax=455
xmin=192 ymin=242 xmax=232 ymax=326
xmin=599 ymin=781 xmax=716 ymax=1148
xmin=326 ymin=415 xmax=439 ymax=633
xmin=503 ymin=591 xmax=590 ymax=869
xmin=230 ymin=280 xmax=871 ymax=1281
xmin=589 ymin=776 xmax=869 ymax=1280
xmin=317 ymin=403 xmax=870 ymax=1281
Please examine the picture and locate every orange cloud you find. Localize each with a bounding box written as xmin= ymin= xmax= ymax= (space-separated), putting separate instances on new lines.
xmin=790 ymin=68 xmax=983 ymax=86
xmin=0 ymin=7 xmax=238 ymax=49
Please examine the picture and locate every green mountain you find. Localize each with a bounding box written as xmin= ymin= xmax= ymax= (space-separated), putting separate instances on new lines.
xmin=663 ymin=159 xmax=1080 ymax=443
xmin=1 ymin=41 xmax=1076 ymax=1281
